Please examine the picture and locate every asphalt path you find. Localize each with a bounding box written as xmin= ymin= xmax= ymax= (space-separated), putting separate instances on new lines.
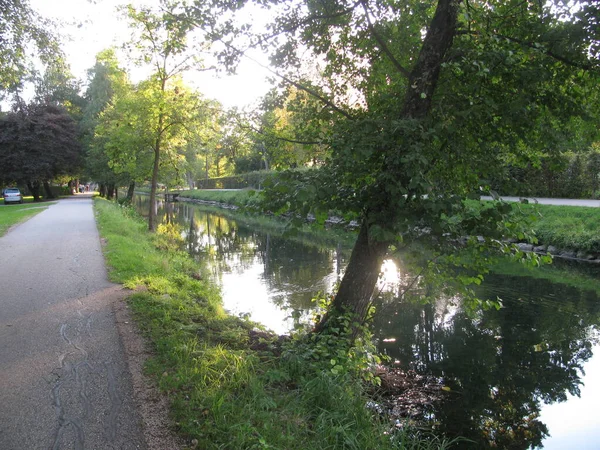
xmin=480 ymin=195 xmax=600 ymax=207
xmin=0 ymin=196 xmax=146 ymax=449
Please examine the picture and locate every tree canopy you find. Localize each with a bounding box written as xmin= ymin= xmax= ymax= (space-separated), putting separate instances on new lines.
xmin=0 ymin=103 xmax=82 ymax=198
xmin=187 ymin=0 xmax=600 ymax=330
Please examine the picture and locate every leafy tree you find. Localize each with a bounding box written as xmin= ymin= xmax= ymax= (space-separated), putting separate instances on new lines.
xmin=0 ymin=103 xmax=82 ymax=198
xmin=252 ymin=86 xmax=332 ymax=169
xmin=82 ymin=49 xmax=133 ymax=200
xmin=122 ymin=1 xmax=207 ymax=230
xmin=0 ymin=0 xmax=60 ymax=96
xmin=32 ymin=57 xmax=85 ymax=118
xmin=191 ymin=0 xmax=600 ymax=334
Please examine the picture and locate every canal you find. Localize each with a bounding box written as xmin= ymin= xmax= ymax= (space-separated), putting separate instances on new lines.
xmin=135 ymin=195 xmax=600 ymax=449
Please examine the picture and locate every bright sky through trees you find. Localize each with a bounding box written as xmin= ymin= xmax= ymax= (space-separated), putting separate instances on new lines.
xmin=28 ymin=0 xmax=272 ymax=108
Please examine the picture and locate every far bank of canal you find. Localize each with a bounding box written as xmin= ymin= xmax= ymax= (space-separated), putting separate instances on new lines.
xmin=134 ymin=194 xmax=600 ymax=449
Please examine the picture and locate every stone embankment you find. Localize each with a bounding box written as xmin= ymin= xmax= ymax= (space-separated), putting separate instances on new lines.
xmin=516 ymin=242 xmax=600 ymax=264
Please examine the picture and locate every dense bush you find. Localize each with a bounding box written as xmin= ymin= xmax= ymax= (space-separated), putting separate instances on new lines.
xmin=197 ymin=170 xmax=273 ymax=189
xmin=491 ymin=147 xmax=600 ymax=199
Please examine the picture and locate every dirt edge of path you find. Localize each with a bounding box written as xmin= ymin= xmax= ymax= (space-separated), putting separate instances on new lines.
xmin=111 ymin=286 xmax=188 ymax=450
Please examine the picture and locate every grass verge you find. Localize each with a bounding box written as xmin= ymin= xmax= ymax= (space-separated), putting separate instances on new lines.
xmin=516 ymin=202 xmax=600 ymax=253
xmin=94 ymin=198 xmax=455 ymax=449
xmin=176 ymin=188 xmax=256 ymax=207
xmin=0 ymin=203 xmax=54 ymax=236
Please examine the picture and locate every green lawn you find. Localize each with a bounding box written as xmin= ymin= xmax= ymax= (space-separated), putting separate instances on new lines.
xmin=517 ymin=203 xmax=600 ymax=253
xmin=175 ymin=188 xmax=257 ymax=206
xmin=0 ymin=203 xmax=53 ymax=237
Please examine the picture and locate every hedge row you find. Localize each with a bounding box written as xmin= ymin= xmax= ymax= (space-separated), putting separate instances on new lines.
xmin=196 ymin=171 xmax=273 ymax=189
xmin=491 ymin=150 xmax=600 ymax=199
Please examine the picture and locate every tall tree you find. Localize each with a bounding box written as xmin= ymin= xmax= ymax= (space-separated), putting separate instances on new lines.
xmin=123 ymin=0 xmax=203 ymax=231
xmin=82 ymin=49 xmax=132 ymax=199
xmin=0 ymin=103 xmax=82 ymax=198
xmin=190 ymin=0 xmax=600 ymax=333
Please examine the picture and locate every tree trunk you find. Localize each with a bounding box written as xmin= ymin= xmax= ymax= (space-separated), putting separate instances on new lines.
xmin=27 ymin=181 xmax=41 ymax=202
xmin=314 ymin=220 xmax=389 ymax=334
xmin=149 ymin=142 xmax=161 ymax=232
xmin=106 ymin=183 xmax=115 ymax=200
xmin=316 ymin=0 xmax=461 ymax=335
xmin=99 ymin=183 xmax=106 ymax=198
xmin=42 ymin=181 xmax=55 ymax=199
xmin=126 ymin=181 xmax=135 ymax=203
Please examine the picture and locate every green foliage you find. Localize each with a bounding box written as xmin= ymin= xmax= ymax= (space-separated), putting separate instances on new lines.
xmin=0 ymin=0 xmax=60 ymax=94
xmin=491 ymin=146 xmax=600 ymax=199
xmin=191 ymin=0 xmax=600 ymax=329
xmin=0 ymin=103 xmax=83 ymax=188
xmin=177 ymin=188 xmax=257 ymax=207
xmin=83 ymin=49 xmax=132 ymax=187
xmin=196 ymin=170 xmax=273 ymax=189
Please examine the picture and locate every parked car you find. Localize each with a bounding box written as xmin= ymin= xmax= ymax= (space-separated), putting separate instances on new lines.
xmin=3 ymin=188 xmax=23 ymax=204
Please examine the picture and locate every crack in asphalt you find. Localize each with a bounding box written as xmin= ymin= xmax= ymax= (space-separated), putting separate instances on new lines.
xmin=52 ymin=312 xmax=124 ymax=449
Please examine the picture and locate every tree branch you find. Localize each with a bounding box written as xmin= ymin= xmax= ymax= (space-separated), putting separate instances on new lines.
xmin=497 ymin=33 xmax=596 ymax=71
xmin=218 ymin=39 xmax=354 ymax=119
xmin=239 ymin=122 xmax=324 ymax=146
xmin=360 ymin=0 xmax=411 ymax=79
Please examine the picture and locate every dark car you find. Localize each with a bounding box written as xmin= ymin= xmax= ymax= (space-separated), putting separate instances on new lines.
xmin=3 ymin=188 xmax=23 ymax=204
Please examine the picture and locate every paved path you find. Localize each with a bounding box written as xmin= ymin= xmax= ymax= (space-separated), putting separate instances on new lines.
xmin=480 ymin=196 xmax=600 ymax=207
xmin=0 ymin=197 xmax=146 ymax=449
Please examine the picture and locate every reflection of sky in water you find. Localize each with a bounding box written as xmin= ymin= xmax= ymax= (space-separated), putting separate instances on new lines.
xmin=540 ymin=337 xmax=600 ymax=449
xmin=220 ymin=256 xmax=402 ymax=334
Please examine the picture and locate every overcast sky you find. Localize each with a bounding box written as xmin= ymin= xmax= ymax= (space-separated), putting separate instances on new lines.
xmin=29 ymin=0 xmax=272 ymax=109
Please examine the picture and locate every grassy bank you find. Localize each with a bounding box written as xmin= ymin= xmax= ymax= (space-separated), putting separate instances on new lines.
xmin=0 ymin=203 xmax=54 ymax=236
xmin=517 ymin=202 xmax=600 ymax=253
xmin=179 ymin=190 xmax=600 ymax=254
xmin=94 ymin=198 xmax=453 ymax=450
xmin=176 ymin=188 xmax=257 ymax=207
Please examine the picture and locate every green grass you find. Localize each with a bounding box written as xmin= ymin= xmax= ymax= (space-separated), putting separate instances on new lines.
xmin=0 ymin=203 xmax=54 ymax=236
xmin=176 ymin=188 xmax=256 ymax=207
xmin=516 ymin=203 xmax=600 ymax=253
xmin=94 ymin=198 xmax=454 ymax=449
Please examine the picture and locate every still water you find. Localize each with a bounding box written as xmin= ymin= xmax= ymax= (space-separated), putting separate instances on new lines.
xmin=135 ymin=196 xmax=600 ymax=449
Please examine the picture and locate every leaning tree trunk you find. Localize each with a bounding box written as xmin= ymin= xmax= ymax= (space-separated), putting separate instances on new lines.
xmin=42 ymin=181 xmax=55 ymax=199
xmin=149 ymin=102 xmax=165 ymax=232
xmin=314 ymin=220 xmax=389 ymax=334
xmin=315 ymin=0 xmax=461 ymax=334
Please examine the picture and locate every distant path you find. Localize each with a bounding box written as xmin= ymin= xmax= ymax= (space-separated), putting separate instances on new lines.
xmin=480 ymin=196 xmax=600 ymax=207
xmin=0 ymin=195 xmax=146 ymax=449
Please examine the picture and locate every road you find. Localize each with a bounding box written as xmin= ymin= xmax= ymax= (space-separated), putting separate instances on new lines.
xmin=0 ymin=196 xmax=146 ymax=449
xmin=480 ymin=196 xmax=600 ymax=207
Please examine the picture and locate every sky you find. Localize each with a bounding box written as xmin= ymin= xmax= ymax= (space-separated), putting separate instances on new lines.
xmin=28 ymin=0 xmax=273 ymax=109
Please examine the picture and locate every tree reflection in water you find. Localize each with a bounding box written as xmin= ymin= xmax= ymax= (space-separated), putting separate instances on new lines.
xmin=374 ymin=275 xmax=600 ymax=449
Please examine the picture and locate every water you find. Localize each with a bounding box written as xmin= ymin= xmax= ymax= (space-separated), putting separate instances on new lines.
xmin=134 ymin=195 xmax=600 ymax=449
